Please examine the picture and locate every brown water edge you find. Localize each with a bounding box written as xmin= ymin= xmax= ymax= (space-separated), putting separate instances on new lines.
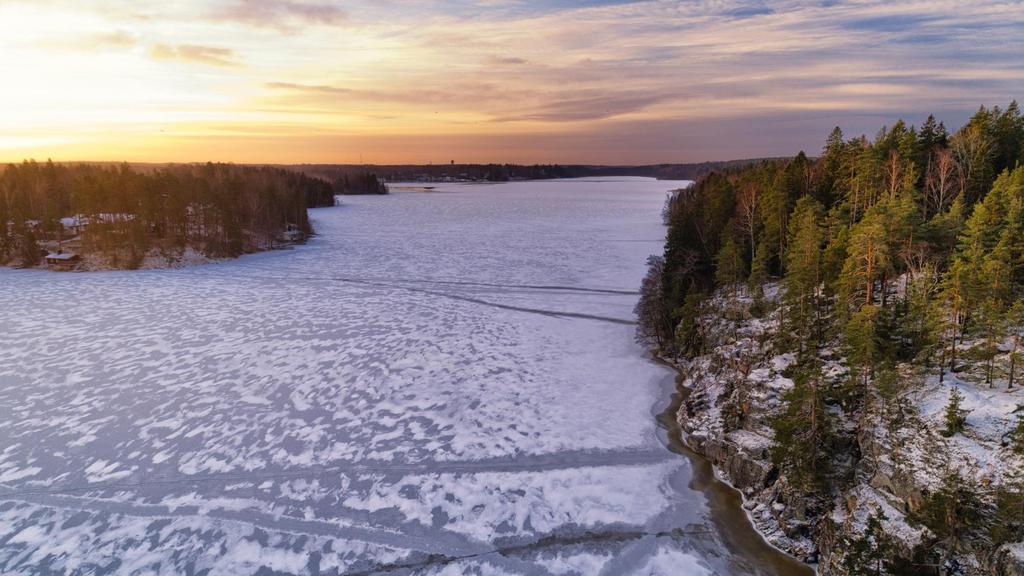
xmin=650 ymin=355 xmax=816 ymax=576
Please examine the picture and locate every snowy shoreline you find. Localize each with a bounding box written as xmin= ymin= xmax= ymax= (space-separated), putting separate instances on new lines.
xmin=653 ymin=352 xmax=818 ymax=573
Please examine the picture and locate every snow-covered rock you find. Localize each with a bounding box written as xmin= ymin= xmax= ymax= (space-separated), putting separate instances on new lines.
xmin=668 ymin=284 xmax=1024 ymax=575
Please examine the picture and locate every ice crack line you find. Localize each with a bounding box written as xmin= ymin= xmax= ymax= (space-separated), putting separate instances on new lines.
xmin=2 ymin=492 xmax=490 ymax=558
xmin=224 ymin=263 xmax=639 ymax=295
xmin=210 ymin=268 xmax=638 ymax=325
xmin=342 ymin=526 xmax=718 ymax=575
xmin=2 ymin=490 xmax=716 ymax=576
xmin=0 ymin=449 xmax=675 ymax=499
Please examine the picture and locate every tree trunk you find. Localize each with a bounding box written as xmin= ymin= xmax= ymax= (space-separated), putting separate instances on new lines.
xmin=880 ymin=273 xmax=888 ymax=308
xmin=1010 ymin=335 xmax=1019 ymax=390
xmin=948 ymin=304 xmax=959 ymax=374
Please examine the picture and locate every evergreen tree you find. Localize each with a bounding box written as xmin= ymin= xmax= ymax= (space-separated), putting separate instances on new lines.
xmin=715 ymin=230 xmax=747 ymax=290
xmin=991 ymin=470 xmax=1024 ymax=546
xmin=938 ymin=262 xmax=970 ymax=377
xmin=975 ymin=297 xmax=1006 ymax=387
xmin=771 ymin=360 xmax=832 ymax=490
xmin=917 ymin=472 xmax=990 ymax=571
xmin=783 ymin=196 xmax=825 ymax=354
xmin=845 ymin=305 xmax=881 ymax=398
xmin=839 ymin=205 xmax=891 ymax=311
xmin=900 ymin=264 xmax=941 ymax=362
xmin=748 ymin=239 xmax=770 ymax=293
xmin=842 ymin=508 xmax=897 ymax=576
xmin=821 ymin=219 xmax=850 ymax=296
xmin=759 ymin=169 xmax=797 ymax=274
xmin=942 ymin=386 xmax=968 ymax=436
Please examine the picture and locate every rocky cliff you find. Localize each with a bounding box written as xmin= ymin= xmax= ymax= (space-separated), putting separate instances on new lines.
xmin=669 ymin=286 xmax=1024 ymax=575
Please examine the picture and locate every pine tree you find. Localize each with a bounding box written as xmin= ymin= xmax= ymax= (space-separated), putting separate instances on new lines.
xmin=917 ymin=472 xmax=990 ymax=571
xmin=715 ymin=231 xmax=746 ymax=291
xmin=748 ymin=239 xmax=770 ymax=292
xmin=771 ymin=360 xmax=832 ymax=490
xmin=939 ymin=263 xmax=970 ymax=377
xmin=842 ymin=508 xmax=897 ymax=576
xmin=991 ymin=469 xmax=1024 ymax=546
xmin=901 ymin=264 xmax=940 ymax=362
xmin=759 ymin=169 xmax=798 ymax=274
xmin=839 ymin=205 xmax=891 ymax=312
xmin=821 ymin=217 xmax=849 ymax=296
xmin=783 ymin=196 xmax=825 ymax=354
xmin=942 ymin=386 xmax=968 ymax=436
xmin=845 ymin=305 xmax=881 ymax=398
xmin=17 ymin=224 xmax=40 ymax=267
xmin=976 ymin=297 xmax=1006 ymax=387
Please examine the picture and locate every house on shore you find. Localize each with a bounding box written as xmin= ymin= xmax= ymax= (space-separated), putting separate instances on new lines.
xmin=44 ymin=251 xmax=81 ymax=271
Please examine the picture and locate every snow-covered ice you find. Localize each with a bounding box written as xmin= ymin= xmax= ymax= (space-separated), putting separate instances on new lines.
xmin=1 ymin=178 xmax=789 ymax=574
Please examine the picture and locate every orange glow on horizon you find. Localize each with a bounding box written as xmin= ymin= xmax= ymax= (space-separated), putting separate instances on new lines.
xmin=2 ymin=0 xmax=1022 ymax=164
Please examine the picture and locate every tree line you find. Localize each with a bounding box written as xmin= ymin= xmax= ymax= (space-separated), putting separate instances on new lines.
xmin=293 ymin=161 xmax=776 ymax=183
xmin=636 ymin=101 xmax=1024 ymax=572
xmin=0 ymin=161 xmax=336 ymax=269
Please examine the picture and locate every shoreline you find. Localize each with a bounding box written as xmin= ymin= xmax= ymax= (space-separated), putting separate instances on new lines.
xmin=0 ymin=241 xmax=311 ymax=273
xmin=650 ymin=352 xmax=816 ymax=575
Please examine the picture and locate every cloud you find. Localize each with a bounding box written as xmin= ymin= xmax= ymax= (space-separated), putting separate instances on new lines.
xmin=212 ymin=0 xmax=346 ymax=29
xmin=5 ymin=0 xmax=1024 ymax=163
xmin=486 ymin=55 xmax=528 ymax=65
xmin=36 ymin=30 xmax=138 ymax=51
xmin=263 ymin=81 xmax=525 ymax=108
xmin=150 ymin=44 xmax=240 ymax=67
xmin=493 ymin=92 xmax=669 ymax=122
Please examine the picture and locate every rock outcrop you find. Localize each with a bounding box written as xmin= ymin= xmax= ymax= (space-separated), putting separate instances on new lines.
xmin=668 ymin=286 xmax=1024 ymax=575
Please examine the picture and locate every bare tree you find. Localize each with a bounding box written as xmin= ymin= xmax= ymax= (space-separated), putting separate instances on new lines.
xmin=736 ymin=181 xmax=760 ymax=263
xmin=924 ymin=147 xmax=959 ymax=218
xmin=883 ymin=149 xmax=904 ymax=202
xmin=634 ymin=255 xmax=673 ymax=352
xmin=950 ymin=124 xmax=992 ymax=202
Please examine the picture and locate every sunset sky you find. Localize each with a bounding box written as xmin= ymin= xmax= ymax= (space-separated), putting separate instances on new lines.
xmin=1 ymin=0 xmax=1022 ymax=164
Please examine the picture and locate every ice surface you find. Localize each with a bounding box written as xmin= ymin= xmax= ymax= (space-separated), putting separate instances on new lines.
xmin=1 ymin=178 xmax=779 ymax=574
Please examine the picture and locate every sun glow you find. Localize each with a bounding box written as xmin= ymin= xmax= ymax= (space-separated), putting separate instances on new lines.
xmin=1 ymin=0 xmax=1022 ymax=163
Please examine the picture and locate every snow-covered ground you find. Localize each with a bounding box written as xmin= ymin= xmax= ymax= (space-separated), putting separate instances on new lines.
xmin=1 ymin=178 xmax=790 ymax=574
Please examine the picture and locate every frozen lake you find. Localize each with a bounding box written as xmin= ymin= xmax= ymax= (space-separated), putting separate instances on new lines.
xmin=0 ymin=178 xmax=806 ymax=575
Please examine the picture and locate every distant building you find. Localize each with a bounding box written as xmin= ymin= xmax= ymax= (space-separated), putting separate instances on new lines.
xmin=44 ymin=251 xmax=81 ymax=270
xmin=60 ymin=216 xmax=84 ymax=235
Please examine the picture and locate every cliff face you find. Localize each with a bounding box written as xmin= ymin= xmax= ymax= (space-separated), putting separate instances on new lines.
xmin=670 ymin=285 xmax=1024 ymax=575
xmin=672 ymin=286 xmax=822 ymax=563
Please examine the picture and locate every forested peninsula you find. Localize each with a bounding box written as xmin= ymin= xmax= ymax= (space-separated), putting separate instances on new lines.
xmin=0 ymin=162 xmax=339 ymax=271
xmin=637 ymin=102 xmax=1024 ymax=574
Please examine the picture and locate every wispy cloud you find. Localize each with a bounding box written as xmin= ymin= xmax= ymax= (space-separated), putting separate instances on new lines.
xmin=37 ymin=30 xmax=138 ymax=51
xmin=150 ymin=44 xmax=241 ymax=67
xmin=493 ymin=92 xmax=669 ymax=122
xmin=212 ymin=0 xmax=346 ymax=29
xmin=486 ymin=55 xmax=528 ymax=65
xmin=2 ymin=0 xmax=1022 ymax=163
